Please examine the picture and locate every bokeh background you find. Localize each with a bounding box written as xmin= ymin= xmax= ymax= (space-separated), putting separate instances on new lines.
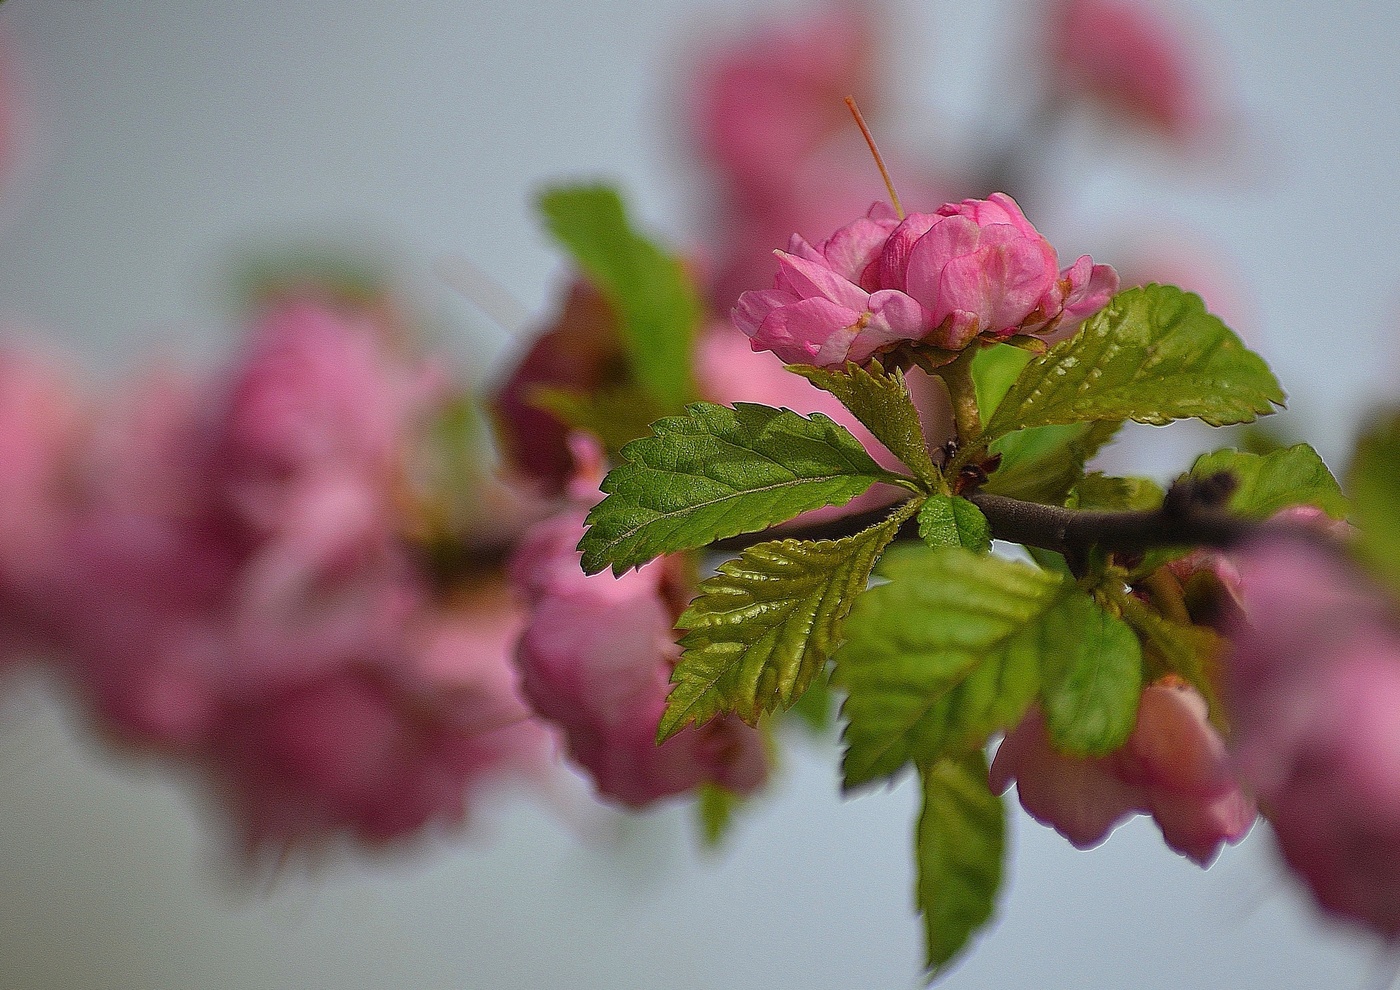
xmin=0 ymin=1 xmax=1395 ymax=987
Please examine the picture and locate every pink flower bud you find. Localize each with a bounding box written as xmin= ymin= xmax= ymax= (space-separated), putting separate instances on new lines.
xmin=1227 ymin=537 xmax=1400 ymax=938
xmin=991 ymin=680 xmax=1255 ymax=866
xmin=510 ymin=505 xmax=767 ymax=808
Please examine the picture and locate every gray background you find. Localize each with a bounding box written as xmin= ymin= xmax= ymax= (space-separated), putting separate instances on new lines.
xmin=0 ymin=1 xmax=1394 ymax=987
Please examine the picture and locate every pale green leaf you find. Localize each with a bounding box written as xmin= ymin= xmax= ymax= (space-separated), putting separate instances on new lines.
xmin=659 ymin=504 xmax=914 ymax=741
xmin=1349 ymin=411 xmax=1400 ymax=596
xmin=834 ymin=546 xmax=1066 ymax=788
xmin=538 ymin=184 xmax=700 ymax=408
xmin=792 ymin=362 xmax=940 ymax=486
xmin=971 ymin=342 xmax=1034 ymax=425
xmin=527 ymin=383 xmax=668 ymax=458
xmin=580 ymin=402 xmax=906 ymax=575
xmin=695 ymin=783 xmax=741 ymax=849
xmin=916 ymin=752 xmax=1005 ymax=979
xmin=1038 ymin=592 xmax=1143 ymax=755
xmin=983 ymin=420 xmax=1123 ymax=505
xmin=1190 ymin=444 xmax=1347 ymax=520
xmin=982 ymin=285 xmax=1284 ymax=445
xmin=1068 ymin=472 xmax=1165 ymax=512
xmin=917 ymin=496 xmax=991 ymax=553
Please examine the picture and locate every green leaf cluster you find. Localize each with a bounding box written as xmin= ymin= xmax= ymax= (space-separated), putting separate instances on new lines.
xmin=568 ymin=278 xmax=1300 ymax=981
xmin=834 ymin=546 xmax=1143 ymax=789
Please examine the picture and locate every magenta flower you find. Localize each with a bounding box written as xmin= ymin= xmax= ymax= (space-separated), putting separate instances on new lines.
xmin=991 ymin=681 xmax=1255 ymax=866
xmin=510 ymin=505 xmax=767 ymax=808
xmin=1227 ymin=538 xmax=1400 ymax=938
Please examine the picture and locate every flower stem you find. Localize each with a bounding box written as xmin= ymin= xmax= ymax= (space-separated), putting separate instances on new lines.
xmin=937 ymin=348 xmax=983 ymax=469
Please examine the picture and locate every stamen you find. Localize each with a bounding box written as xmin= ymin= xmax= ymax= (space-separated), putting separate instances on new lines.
xmin=844 ymin=95 xmax=904 ymax=220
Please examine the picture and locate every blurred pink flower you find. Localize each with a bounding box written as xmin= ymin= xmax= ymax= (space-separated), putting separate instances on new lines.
xmin=689 ymin=4 xmax=875 ymax=203
xmin=15 ymin=295 xmax=554 ymax=849
xmin=991 ymin=681 xmax=1255 ymax=866
xmin=488 ymin=281 xmax=624 ymax=496
xmin=211 ymin=592 xmax=553 ymax=850
xmin=214 ymin=298 xmax=440 ymax=532
xmin=0 ymin=346 xmax=85 ymax=578
xmin=0 ymin=345 xmax=86 ymax=665
xmin=510 ymin=502 xmax=767 ymax=808
xmin=1050 ymin=0 xmax=1214 ymax=142
xmin=1227 ymin=537 xmax=1400 ymax=937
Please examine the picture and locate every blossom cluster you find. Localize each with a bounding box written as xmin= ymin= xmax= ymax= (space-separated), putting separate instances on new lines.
xmin=0 ymin=300 xmax=556 ymax=851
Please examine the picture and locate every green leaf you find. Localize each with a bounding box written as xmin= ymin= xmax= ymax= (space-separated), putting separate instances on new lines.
xmin=1068 ymin=472 xmax=1165 ymax=512
xmin=786 ymin=667 xmax=834 ymax=735
xmin=660 ymin=503 xmax=915 ymax=741
xmin=791 ymin=362 xmax=940 ymax=486
xmin=1119 ymin=595 xmax=1227 ymax=729
xmin=695 ymin=783 xmax=741 ymax=849
xmin=917 ymin=496 xmax=991 ymax=553
xmin=538 ymin=185 xmax=700 ymax=408
xmin=983 ymin=420 xmax=1123 ymax=505
xmin=527 ymin=383 xmax=669 ymax=458
xmin=1189 ymin=444 xmax=1348 ymax=520
xmin=982 ymin=285 xmax=1284 ymax=445
xmin=1038 ymin=592 xmax=1143 ymax=756
xmin=915 ymin=752 xmax=1005 ymax=980
xmin=971 ymin=342 xmax=1034 ymax=425
xmin=834 ymin=546 xmax=1066 ymax=788
xmin=1349 ymin=410 xmax=1400 ymax=595
xmin=580 ymin=402 xmax=906 ymax=575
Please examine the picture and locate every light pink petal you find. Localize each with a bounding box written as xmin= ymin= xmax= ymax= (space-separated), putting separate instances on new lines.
xmin=773 ymin=251 xmax=869 ymax=311
xmin=732 ymin=286 xmax=799 ymax=339
xmin=754 ymin=297 xmax=864 ymax=367
xmin=1058 ymin=257 xmax=1120 ymax=328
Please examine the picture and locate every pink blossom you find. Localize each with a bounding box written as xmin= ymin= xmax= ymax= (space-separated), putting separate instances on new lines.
xmin=510 ymin=504 xmax=767 ymax=808
xmin=880 ymin=194 xmax=1118 ymax=348
xmin=0 ymin=346 xmax=85 ymax=579
xmin=1050 ymin=0 xmax=1214 ymax=142
xmin=1227 ymin=538 xmax=1400 ymax=937
xmin=733 ymin=195 xmax=1117 ymax=366
xmin=732 ymin=203 xmax=927 ymax=366
xmin=19 ymin=293 xmax=555 ymax=849
xmin=991 ymin=681 xmax=1255 ymax=866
